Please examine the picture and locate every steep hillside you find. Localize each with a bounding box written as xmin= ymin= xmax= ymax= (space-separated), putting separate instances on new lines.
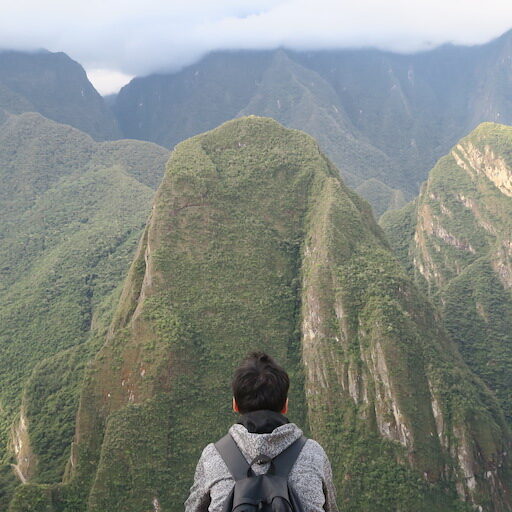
xmin=382 ymin=122 xmax=512 ymax=428
xmin=0 ymin=50 xmax=121 ymax=140
xmin=114 ymin=30 xmax=512 ymax=214
xmin=14 ymin=117 xmax=511 ymax=512
xmin=0 ymin=111 xmax=168 ymax=507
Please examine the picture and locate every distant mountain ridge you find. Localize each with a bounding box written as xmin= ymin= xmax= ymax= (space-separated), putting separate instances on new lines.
xmin=3 ymin=32 xmax=512 ymax=216
xmin=0 ymin=50 xmax=121 ymax=140
xmin=112 ymin=30 xmax=512 ymax=214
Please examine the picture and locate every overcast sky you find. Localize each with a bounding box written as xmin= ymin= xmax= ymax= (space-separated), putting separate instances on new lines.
xmin=2 ymin=0 xmax=512 ymax=94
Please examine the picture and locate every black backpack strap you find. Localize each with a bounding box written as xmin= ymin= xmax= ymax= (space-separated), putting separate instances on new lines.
xmin=214 ymin=434 xmax=249 ymax=481
xmin=272 ymin=435 xmax=307 ymax=477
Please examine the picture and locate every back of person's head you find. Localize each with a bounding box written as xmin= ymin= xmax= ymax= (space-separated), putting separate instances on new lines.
xmin=232 ymin=352 xmax=289 ymax=414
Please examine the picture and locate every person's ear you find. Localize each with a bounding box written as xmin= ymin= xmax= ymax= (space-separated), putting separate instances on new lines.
xmin=281 ymin=398 xmax=289 ymax=414
xmin=232 ymin=397 xmax=239 ymax=413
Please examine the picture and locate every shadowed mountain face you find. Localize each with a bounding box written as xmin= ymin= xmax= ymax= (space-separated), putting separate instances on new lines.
xmin=382 ymin=122 xmax=512 ymax=429
xmin=113 ymin=31 xmax=512 ymax=215
xmin=0 ymin=110 xmax=168 ymax=507
xmin=0 ymin=50 xmax=121 ymax=140
xmin=12 ymin=117 xmax=510 ymax=512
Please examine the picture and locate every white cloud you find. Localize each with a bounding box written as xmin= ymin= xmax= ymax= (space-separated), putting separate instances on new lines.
xmin=2 ymin=0 xmax=512 ymax=93
xmin=85 ymin=69 xmax=134 ymax=95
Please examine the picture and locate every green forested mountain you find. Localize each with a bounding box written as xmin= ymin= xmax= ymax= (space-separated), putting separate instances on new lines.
xmin=113 ymin=30 xmax=512 ymax=216
xmin=382 ymin=122 xmax=512 ymax=429
xmin=0 ymin=50 xmax=121 ymax=140
xmin=0 ymin=110 xmax=168 ymax=507
xmin=11 ymin=117 xmax=511 ymax=511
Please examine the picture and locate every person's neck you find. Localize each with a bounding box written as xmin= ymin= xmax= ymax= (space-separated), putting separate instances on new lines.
xmin=237 ymin=409 xmax=289 ymax=433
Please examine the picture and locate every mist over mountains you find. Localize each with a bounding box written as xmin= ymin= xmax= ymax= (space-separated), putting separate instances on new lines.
xmin=4 ymin=30 xmax=512 ymax=216
xmin=1 ymin=27 xmax=512 ymax=512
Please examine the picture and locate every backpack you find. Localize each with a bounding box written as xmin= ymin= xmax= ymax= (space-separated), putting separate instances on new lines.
xmin=214 ymin=433 xmax=307 ymax=512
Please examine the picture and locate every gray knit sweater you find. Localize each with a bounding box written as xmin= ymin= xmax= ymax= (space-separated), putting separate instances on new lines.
xmin=184 ymin=422 xmax=339 ymax=512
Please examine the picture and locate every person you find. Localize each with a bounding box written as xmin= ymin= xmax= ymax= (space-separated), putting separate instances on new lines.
xmin=184 ymin=351 xmax=339 ymax=512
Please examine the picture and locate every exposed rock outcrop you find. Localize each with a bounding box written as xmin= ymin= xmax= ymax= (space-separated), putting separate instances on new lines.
xmin=382 ymin=123 xmax=512 ymax=485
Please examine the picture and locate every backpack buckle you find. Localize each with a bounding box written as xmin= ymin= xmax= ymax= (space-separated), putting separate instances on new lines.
xmin=251 ymin=455 xmax=271 ymax=466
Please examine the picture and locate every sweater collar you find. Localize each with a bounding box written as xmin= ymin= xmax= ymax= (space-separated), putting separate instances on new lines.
xmin=237 ymin=409 xmax=289 ymax=434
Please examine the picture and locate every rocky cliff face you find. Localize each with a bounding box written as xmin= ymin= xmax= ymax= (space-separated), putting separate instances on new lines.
xmin=382 ymin=122 xmax=512 ymax=444
xmin=12 ymin=117 xmax=510 ymax=511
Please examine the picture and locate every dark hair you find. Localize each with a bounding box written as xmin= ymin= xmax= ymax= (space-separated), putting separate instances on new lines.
xmin=232 ymin=352 xmax=289 ymax=414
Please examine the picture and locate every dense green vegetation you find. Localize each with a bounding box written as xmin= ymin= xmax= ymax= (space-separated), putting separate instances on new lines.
xmin=443 ymin=259 xmax=512 ymax=424
xmin=355 ymin=178 xmax=407 ymax=218
xmin=69 ymin=115 xmax=314 ymax=511
xmin=0 ymin=111 xmax=168 ymax=508
xmin=382 ymin=122 xmax=512 ymax=427
xmin=17 ymin=117 xmax=509 ymax=512
xmin=379 ymin=201 xmax=417 ymax=275
xmin=299 ymin=166 xmax=510 ymax=511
